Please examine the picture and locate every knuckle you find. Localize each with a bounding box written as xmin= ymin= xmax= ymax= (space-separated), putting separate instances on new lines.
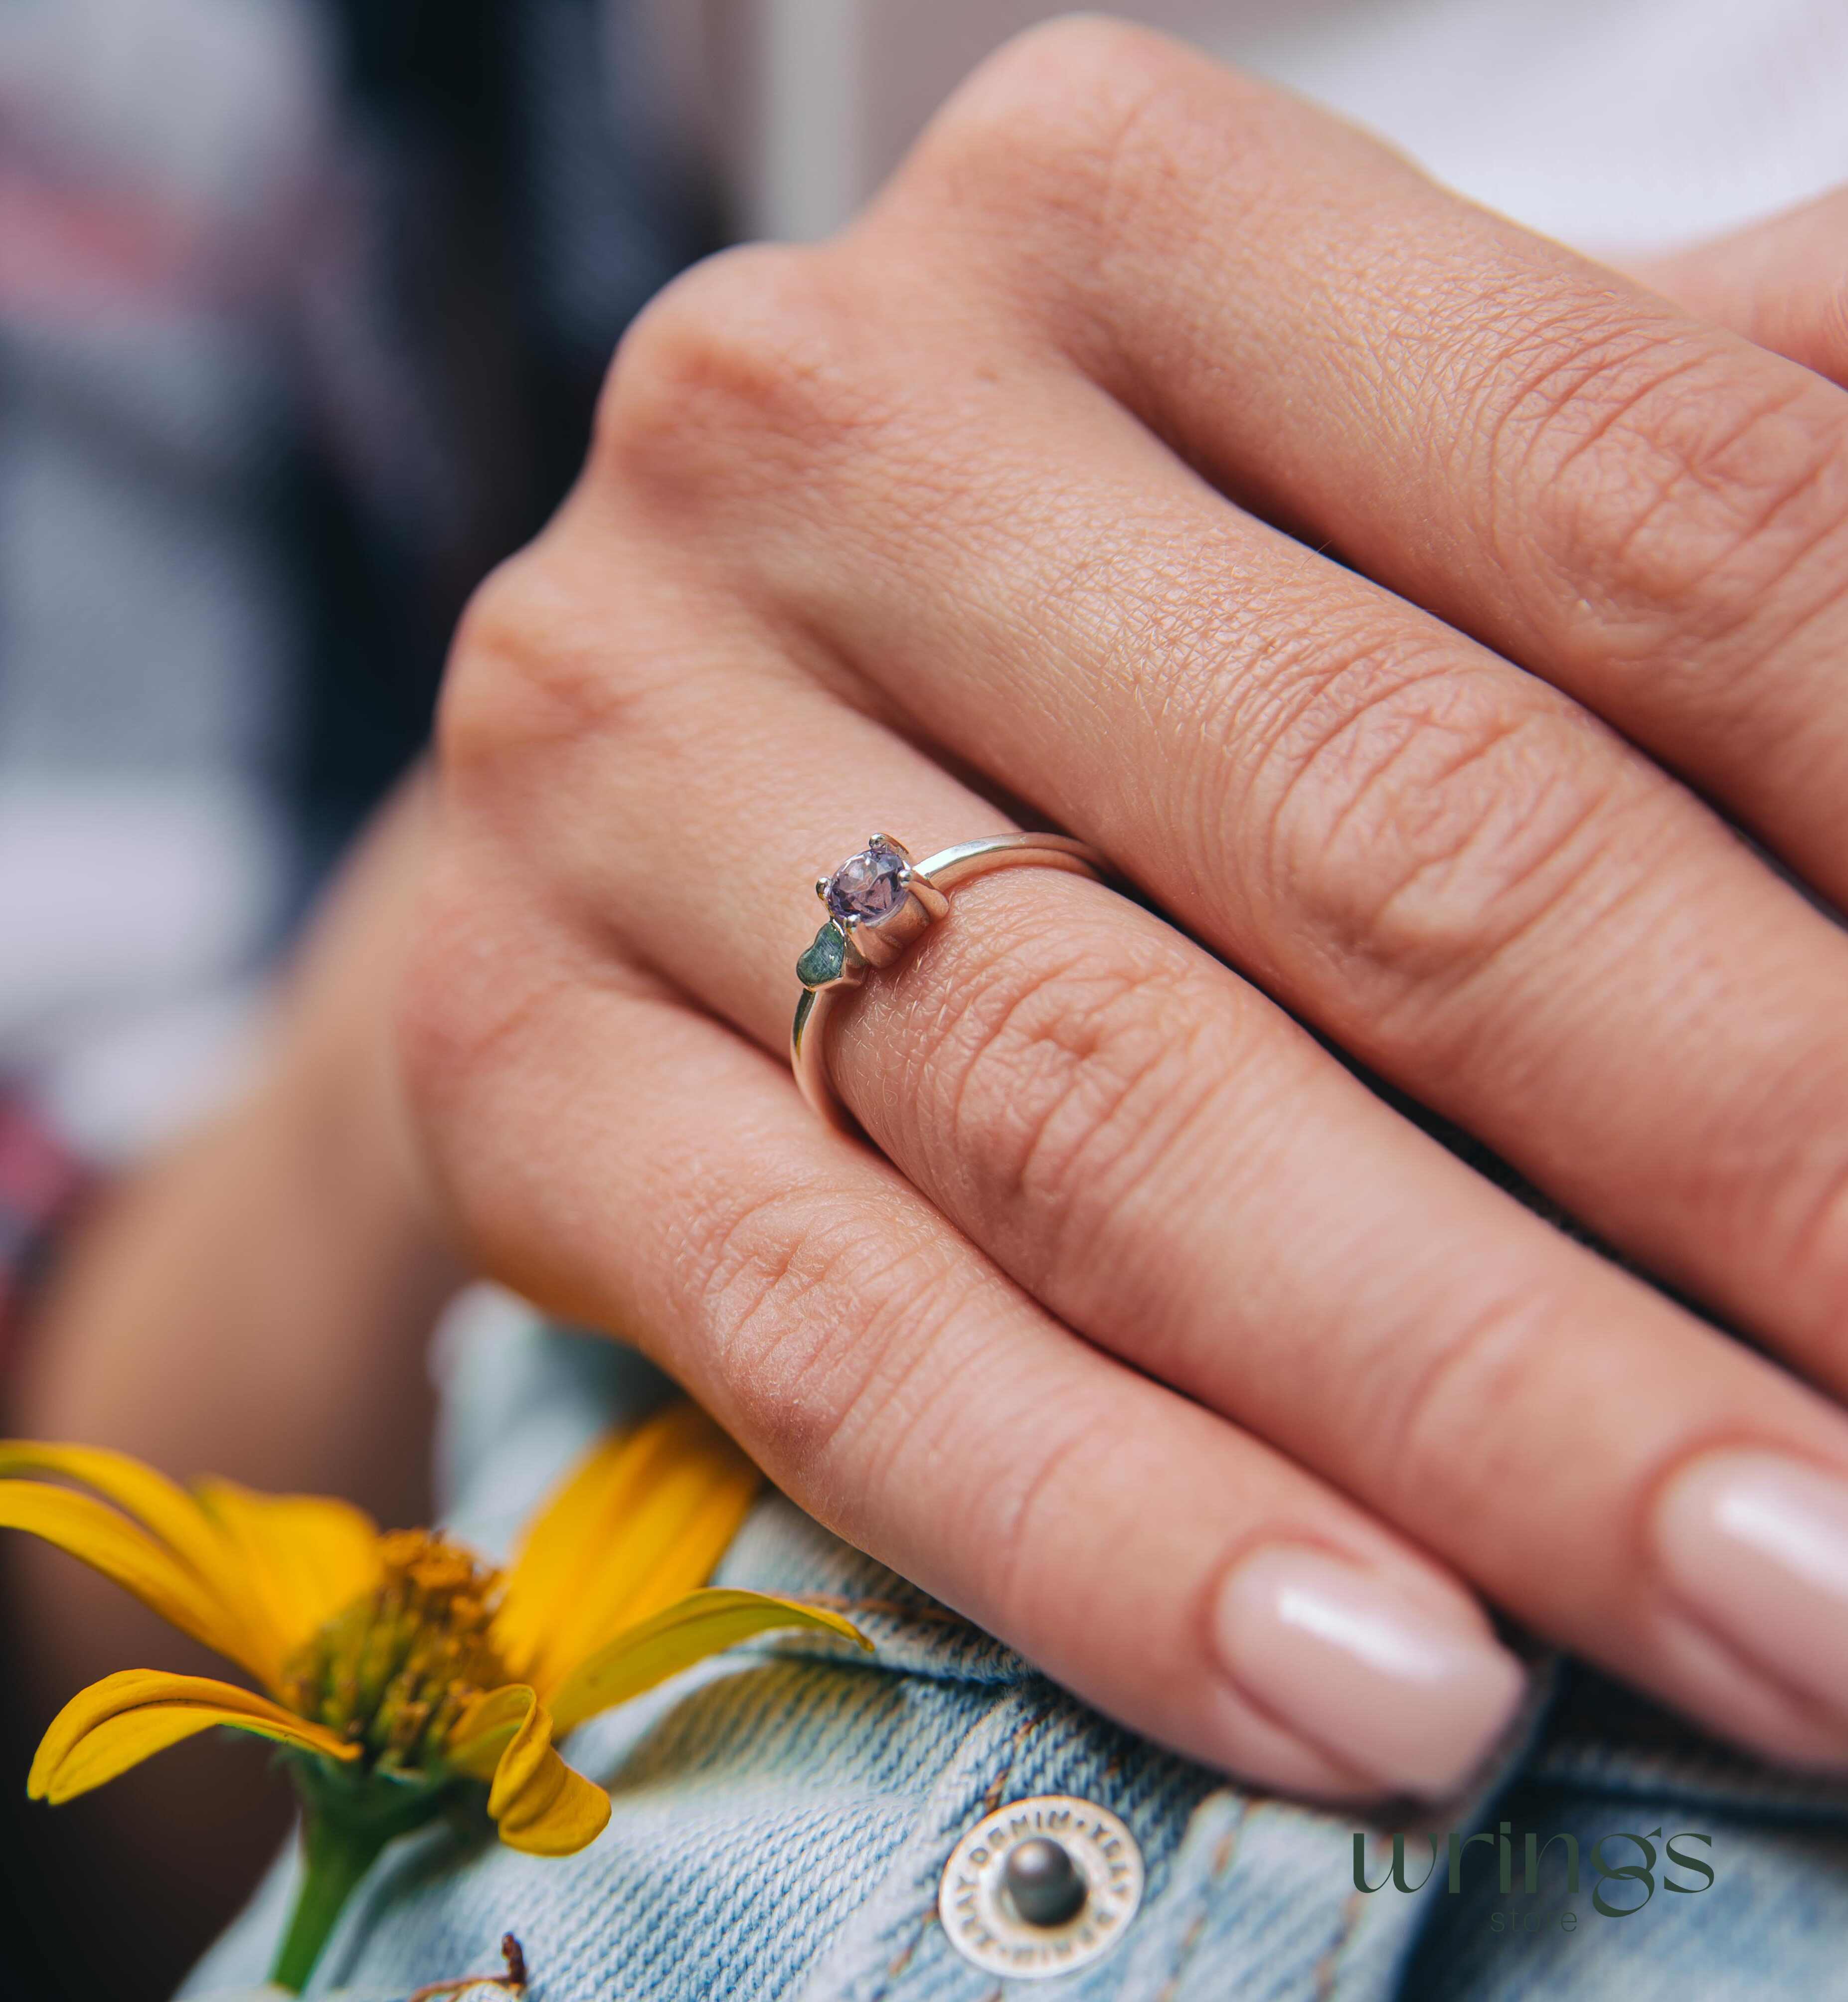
xmin=903 ymin=913 xmax=1232 ymax=1288
xmin=592 ymin=239 xmax=885 ymax=504
xmin=1481 ymin=304 xmax=1848 ymax=650
xmin=1746 ymin=1141 xmax=1848 ymax=1355
xmin=1369 ymin=1288 xmax=1562 ymax=1524
xmin=437 ymin=548 xmax=593 ymax=776
xmin=980 ymin=1402 xmax=1128 ymax=1627
xmin=440 ymin=532 xmax=718 ymax=798
xmin=671 ymin=1180 xmax=975 ymax=1490
xmin=907 ymin=15 xmax=1193 ymax=262
xmin=1249 ymin=648 xmax=1620 ymax=1006
xmin=445 ymin=252 xmax=880 ymax=787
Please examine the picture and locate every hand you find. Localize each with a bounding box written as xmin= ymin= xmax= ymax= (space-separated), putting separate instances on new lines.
xmin=403 ymin=20 xmax=1848 ymax=1801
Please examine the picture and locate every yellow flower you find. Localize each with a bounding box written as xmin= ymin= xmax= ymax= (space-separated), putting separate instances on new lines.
xmin=0 ymin=1402 xmax=868 ymax=1988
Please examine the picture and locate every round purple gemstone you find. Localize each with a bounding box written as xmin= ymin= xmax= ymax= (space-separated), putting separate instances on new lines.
xmin=825 ymin=845 xmax=909 ymax=926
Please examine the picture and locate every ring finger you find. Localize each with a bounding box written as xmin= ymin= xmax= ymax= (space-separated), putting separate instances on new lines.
xmin=606 ymin=239 xmax=1848 ymax=1394
xmin=405 ymin=814 xmax=1529 ymax=1801
xmin=446 ymin=517 xmax=1848 ymax=1776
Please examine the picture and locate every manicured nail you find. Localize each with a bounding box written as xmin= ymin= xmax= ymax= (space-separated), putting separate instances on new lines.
xmin=1211 ymin=1547 xmax=1525 ymax=1798
xmin=1654 ymin=1450 xmax=1848 ymax=1718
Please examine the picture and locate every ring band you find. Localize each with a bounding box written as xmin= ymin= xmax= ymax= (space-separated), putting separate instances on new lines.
xmin=791 ymin=832 xmax=1108 ymax=1134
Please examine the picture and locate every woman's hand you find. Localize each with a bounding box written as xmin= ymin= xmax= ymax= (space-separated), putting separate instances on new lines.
xmin=403 ymin=20 xmax=1848 ymax=1800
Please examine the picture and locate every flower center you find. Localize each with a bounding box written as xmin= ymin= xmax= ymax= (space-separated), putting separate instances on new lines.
xmin=282 ymin=1531 xmax=510 ymax=1774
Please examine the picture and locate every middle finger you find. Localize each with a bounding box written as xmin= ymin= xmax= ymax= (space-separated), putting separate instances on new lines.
xmin=604 ymin=236 xmax=1848 ymax=1396
xmin=462 ymin=509 xmax=1848 ymax=1774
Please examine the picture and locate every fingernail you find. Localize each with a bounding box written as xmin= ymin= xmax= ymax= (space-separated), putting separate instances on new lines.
xmin=1654 ymin=1449 xmax=1848 ymax=1718
xmin=1211 ymin=1547 xmax=1525 ymax=1798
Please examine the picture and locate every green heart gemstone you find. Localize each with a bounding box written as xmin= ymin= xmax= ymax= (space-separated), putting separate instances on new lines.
xmin=796 ymin=922 xmax=848 ymax=988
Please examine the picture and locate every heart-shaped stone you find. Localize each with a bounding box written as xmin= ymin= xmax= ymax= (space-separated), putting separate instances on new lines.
xmin=796 ymin=922 xmax=848 ymax=988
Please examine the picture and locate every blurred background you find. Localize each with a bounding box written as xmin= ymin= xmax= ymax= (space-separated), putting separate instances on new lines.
xmin=0 ymin=8 xmax=704 ymax=1993
xmin=3 ymin=0 xmax=1846 ymax=1996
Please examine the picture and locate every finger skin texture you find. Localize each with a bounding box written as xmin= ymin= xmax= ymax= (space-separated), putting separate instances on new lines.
xmin=884 ymin=20 xmax=1848 ymax=909
xmin=1636 ymin=187 xmax=1848 ymax=389
xmin=425 ymin=518 xmax=1848 ymax=1776
xmin=398 ymin=839 xmax=1522 ymax=1801
xmin=590 ymin=222 xmax=1848 ymax=1382
xmin=405 ymin=22 xmax=1848 ymax=1793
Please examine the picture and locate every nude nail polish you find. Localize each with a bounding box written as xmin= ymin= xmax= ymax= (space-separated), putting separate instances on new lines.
xmin=1653 ymin=1449 xmax=1848 ymax=1718
xmin=1211 ymin=1547 xmax=1526 ymax=1799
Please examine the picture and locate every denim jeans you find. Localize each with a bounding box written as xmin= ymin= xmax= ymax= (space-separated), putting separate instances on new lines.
xmin=185 ymin=1308 xmax=1848 ymax=2002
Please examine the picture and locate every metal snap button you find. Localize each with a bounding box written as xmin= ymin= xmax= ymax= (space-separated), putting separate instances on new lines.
xmin=937 ymin=1794 xmax=1144 ymax=1980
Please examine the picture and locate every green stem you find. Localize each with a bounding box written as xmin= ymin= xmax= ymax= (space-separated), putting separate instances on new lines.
xmin=269 ymin=1810 xmax=391 ymax=1993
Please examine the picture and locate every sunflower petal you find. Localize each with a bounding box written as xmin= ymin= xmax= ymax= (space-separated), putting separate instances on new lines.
xmin=447 ymin=1684 xmax=609 ymax=1857
xmin=548 ymin=1588 xmax=871 ymax=1734
xmin=0 ymin=1482 xmax=269 ymax=1679
xmin=193 ymin=1480 xmax=381 ymax=1659
xmin=0 ymin=1442 xmax=249 ymax=1610
xmin=497 ymin=1405 xmax=761 ymax=1691
xmin=0 ymin=1441 xmax=284 ymax=1683
xmin=28 ymin=1669 xmax=358 ymax=1805
xmin=546 ymin=1462 xmax=763 ymax=1682
xmin=493 ymin=1406 xmax=709 ymax=1675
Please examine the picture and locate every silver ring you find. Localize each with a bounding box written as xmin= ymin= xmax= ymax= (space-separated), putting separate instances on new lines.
xmin=791 ymin=832 xmax=1108 ymax=1134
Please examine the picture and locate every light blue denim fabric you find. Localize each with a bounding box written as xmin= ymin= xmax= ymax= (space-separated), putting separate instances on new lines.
xmin=184 ymin=1312 xmax=1848 ymax=2002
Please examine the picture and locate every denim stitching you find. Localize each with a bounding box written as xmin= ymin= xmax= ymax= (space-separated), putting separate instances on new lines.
xmin=870 ymin=1702 xmax=1050 ymax=2002
xmin=1153 ymin=1805 xmax=1247 ymax=2002
xmin=1314 ymin=1886 xmax=1368 ymax=2001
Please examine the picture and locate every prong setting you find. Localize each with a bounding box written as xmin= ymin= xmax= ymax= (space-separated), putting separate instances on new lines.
xmin=909 ymin=877 xmax=950 ymax=921
xmin=793 ymin=831 xmax=1108 ymax=1138
xmin=812 ymin=836 xmax=935 ymax=969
